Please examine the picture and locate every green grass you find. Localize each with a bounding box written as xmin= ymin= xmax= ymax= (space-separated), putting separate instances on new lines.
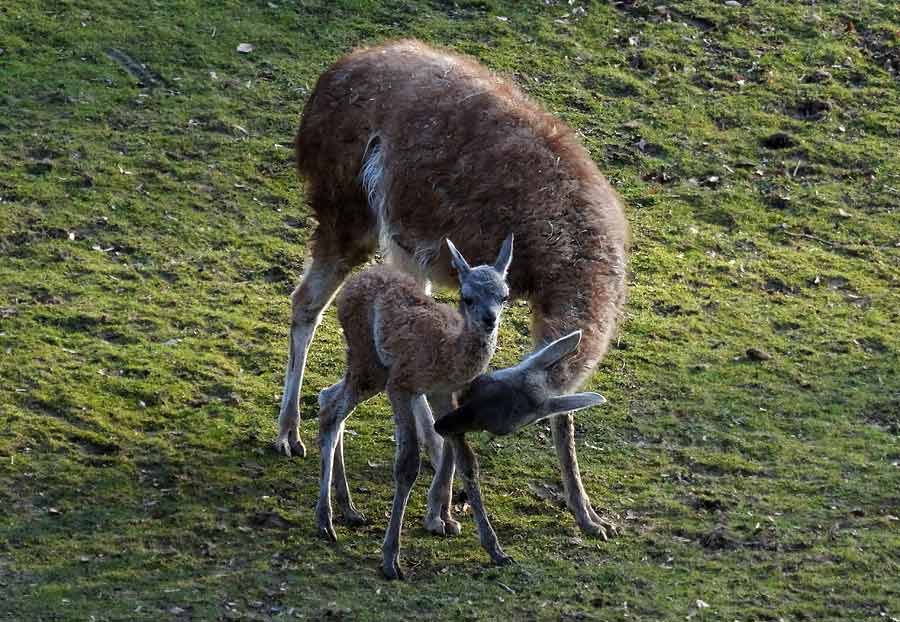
xmin=1 ymin=0 xmax=899 ymax=620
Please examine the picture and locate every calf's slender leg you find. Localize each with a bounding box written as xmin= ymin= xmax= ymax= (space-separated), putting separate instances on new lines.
xmin=450 ymin=435 xmax=512 ymax=566
xmin=382 ymin=387 xmax=421 ymax=580
xmin=411 ymin=393 xmax=443 ymax=470
xmin=315 ymin=379 xmax=359 ymax=541
xmin=333 ymin=431 xmax=367 ymax=525
xmin=424 ymin=392 xmax=460 ymax=536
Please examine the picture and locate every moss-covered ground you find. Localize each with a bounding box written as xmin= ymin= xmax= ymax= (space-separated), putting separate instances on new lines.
xmin=1 ymin=1 xmax=898 ymax=620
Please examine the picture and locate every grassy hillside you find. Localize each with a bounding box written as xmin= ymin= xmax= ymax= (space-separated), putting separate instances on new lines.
xmin=1 ymin=1 xmax=898 ymax=620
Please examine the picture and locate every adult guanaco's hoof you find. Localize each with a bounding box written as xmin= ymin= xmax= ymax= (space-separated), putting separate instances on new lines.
xmin=274 ymin=434 xmax=306 ymax=458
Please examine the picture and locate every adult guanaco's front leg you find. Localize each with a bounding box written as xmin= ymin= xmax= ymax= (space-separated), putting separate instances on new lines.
xmin=276 ymin=256 xmax=349 ymax=458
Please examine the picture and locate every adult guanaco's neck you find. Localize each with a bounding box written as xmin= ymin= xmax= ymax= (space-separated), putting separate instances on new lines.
xmin=530 ymin=261 xmax=627 ymax=394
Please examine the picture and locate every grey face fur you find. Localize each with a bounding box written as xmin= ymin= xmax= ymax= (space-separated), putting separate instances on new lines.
xmin=446 ymin=234 xmax=513 ymax=333
xmin=434 ymin=330 xmax=606 ymax=437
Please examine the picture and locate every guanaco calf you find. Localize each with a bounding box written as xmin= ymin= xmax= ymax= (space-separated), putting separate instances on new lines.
xmin=316 ymin=236 xmax=512 ymax=579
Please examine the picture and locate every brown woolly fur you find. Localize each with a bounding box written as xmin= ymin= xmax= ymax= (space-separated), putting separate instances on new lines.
xmin=336 ymin=265 xmax=496 ymax=395
xmin=295 ymin=39 xmax=629 ymax=391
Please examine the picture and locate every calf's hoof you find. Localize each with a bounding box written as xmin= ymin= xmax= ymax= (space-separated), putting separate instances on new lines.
xmin=442 ymin=517 xmax=462 ymax=536
xmin=424 ymin=514 xmax=457 ymax=536
xmin=492 ymin=552 xmax=514 ymax=566
xmin=342 ymin=508 xmax=369 ymax=527
xmin=316 ymin=508 xmax=337 ymax=542
xmin=318 ymin=524 xmax=337 ymax=542
xmin=382 ymin=558 xmax=405 ymax=581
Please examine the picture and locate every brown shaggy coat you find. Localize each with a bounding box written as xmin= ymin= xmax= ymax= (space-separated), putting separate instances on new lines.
xmin=296 ymin=39 xmax=628 ymax=390
xmin=336 ymin=265 xmax=495 ymax=397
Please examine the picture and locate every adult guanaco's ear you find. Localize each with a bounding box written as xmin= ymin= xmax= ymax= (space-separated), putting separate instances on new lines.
xmin=494 ymin=233 xmax=514 ymax=277
xmin=446 ymin=238 xmax=471 ymax=281
xmin=527 ymin=330 xmax=583 ymax=370
xmin=543 ymin=392 xmax=606 ymax=416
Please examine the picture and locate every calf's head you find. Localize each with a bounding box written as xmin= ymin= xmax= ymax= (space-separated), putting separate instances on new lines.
xmin=446 ymin=234 xmax=513 ymax=334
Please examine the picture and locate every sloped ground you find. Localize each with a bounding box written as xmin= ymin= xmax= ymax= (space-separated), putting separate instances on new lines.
xmin=1 ymin=1 xmax=898 ymax=620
